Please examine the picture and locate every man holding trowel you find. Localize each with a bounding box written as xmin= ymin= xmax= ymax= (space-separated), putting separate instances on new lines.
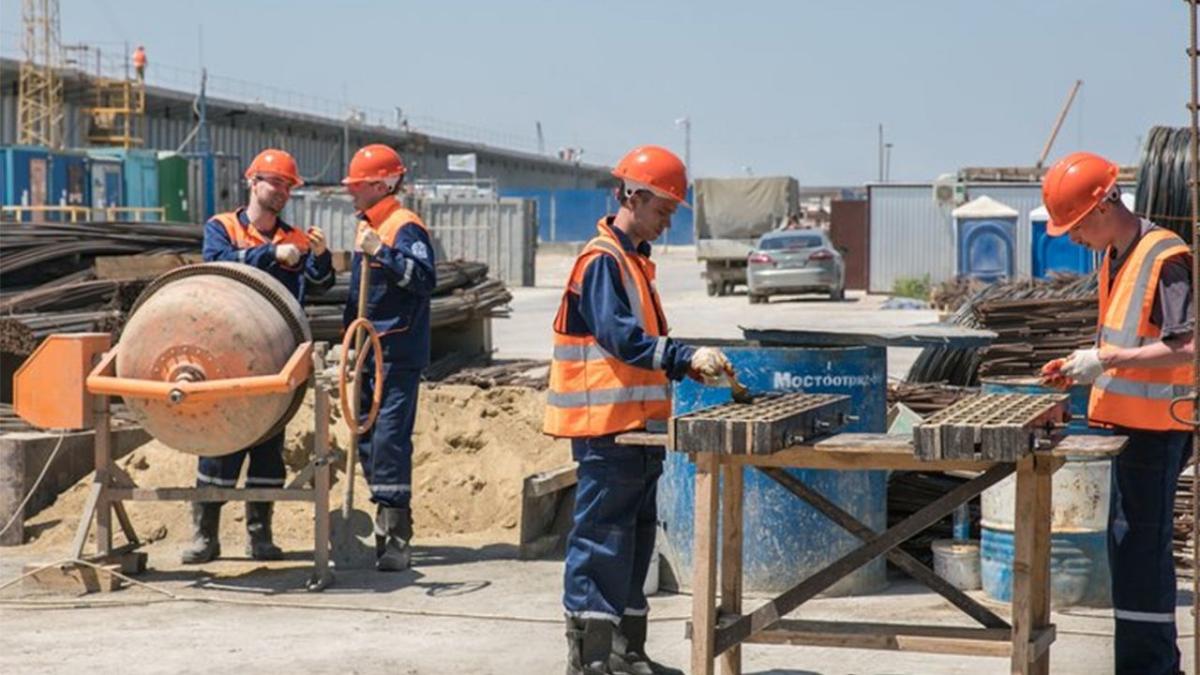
xmin=341 ymin=144 xmax=436 ymax=571
xmin=1038 ymin=151 xmax=1194 ymax=674
xmin=544 ymin=145 xmax=734 ymax=675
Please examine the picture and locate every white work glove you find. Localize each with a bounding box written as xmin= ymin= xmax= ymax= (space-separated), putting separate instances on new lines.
xmin=690 ymin=347 xmax=732 ymax=385
xmin=1059 ymin=348 xmax=1105 ymax=385
xmin=357 ymin=227 xmax=383 ymax=256
xmin=274 ymin=243 xmax=302 ymax=267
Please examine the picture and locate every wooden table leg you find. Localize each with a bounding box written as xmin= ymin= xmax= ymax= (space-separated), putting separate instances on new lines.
xmin=1010 ymin=454 xmax=1052 ymax=675
xmin=692 ymin=452 xmax=721 ymax=675
xmin=720 ymin=463 xmax=744 ymax=675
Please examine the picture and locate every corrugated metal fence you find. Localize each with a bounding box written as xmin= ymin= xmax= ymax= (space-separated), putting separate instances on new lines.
xmin=866 ymin=182 xmax=1132 ymax=293
xmin=501 ymin=187 xmax=695 ymax=245
xmin=284 ymin=190 xmax=537 ymax=287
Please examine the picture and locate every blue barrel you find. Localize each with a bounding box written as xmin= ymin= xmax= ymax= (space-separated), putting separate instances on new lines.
xmin=657 ymin=342 xmax=889 ymax=595
xmin=979 ymin=377 xmax=1111 ymax=607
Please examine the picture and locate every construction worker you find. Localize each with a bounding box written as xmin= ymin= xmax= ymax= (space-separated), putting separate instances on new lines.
xmin=132 ymin=45 xmax=146 ymax=82
xmin=185 ymin=148 xmax=334 ymax=564
xmin=545 ymin=145 xmax=732 ymax=675
xmin=1039 ymin=151 xmax=1194 ymax=674
xmin=342 ymin=144 xmax=436 ymax=571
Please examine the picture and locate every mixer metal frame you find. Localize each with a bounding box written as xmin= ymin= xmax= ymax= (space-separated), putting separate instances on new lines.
xmin=68 ymin=343 xmax=336 ymax=592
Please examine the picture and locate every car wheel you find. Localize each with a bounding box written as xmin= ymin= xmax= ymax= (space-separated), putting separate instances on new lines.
xmin=830 ymin=287 xmax=845 ymax=301
xmin=749 ymin=293 xmax=766 ymax=304
xmin=706 ymin=280 xmax=719 ymax=297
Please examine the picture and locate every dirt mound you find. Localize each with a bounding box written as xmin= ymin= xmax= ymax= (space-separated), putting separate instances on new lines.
xmin=16 ymin=384 xmax=570 ymax=554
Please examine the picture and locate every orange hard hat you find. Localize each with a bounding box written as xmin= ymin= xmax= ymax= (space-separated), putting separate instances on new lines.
xmin=612 ymin=145 xmax=689 ymax=207
xmin=244 ymin=149 xmax=303 ymax=187
xmin=1042 ymin=151 xmax=1119 ymax=236
xmin=342 ymin=144 xmax=407 ymax=184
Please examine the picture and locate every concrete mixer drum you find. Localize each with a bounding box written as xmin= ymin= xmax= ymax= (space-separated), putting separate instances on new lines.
xmin=116 ymin=263 xmax=312 ymax=456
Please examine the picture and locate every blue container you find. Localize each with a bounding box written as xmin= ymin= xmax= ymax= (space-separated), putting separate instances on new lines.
xmin=979 ymin=377 xmax=1111 ymax=607
xmin=49 ymin=150 xmax=89 ymax=215
xmin=953 ymin=196 xmax=1018 ymax=282
xmin=88 ymin=148 xmax=159 ymax=218
xmin=87 ymin=155 xmax=125 ymax=209
xmin=658 ymin=342 xmax=889 ymax=595
xmin=2 ymin=146 xmax=53 ymax=217
xmin=1030 ymin=205 xmax=1095 ymax=279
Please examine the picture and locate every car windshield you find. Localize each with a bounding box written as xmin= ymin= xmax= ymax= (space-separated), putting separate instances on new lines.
xmin=759 ymin=234 xmax=823 ymax=251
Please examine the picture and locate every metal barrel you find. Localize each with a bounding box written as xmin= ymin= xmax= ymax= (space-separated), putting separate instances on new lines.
xmin=657 ymin=342 xmax=888 ymax=595
xmin=979 ymin=376 xmax=1112 ymax=607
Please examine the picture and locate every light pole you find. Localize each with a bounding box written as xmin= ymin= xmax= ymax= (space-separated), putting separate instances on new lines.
xmin=675 ymin=116 xmax=691 ymax=177
xmin=884 ymin=143 xmax=893 ymax=182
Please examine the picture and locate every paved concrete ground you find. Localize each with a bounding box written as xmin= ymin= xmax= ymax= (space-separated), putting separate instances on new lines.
xmin=0 ymin=539 xmax=1193 ymax=674
xmin=3 ymin=247 xmax=1192 ymax=673
xmin=494 ymin=247 xmax=937 ymax=380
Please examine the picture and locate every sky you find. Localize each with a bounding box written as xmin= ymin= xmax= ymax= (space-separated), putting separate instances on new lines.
xmin=0 ymin=1 xmax=1189 ymax=184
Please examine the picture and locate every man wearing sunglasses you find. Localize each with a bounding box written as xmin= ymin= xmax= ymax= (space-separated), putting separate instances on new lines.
xmin=185 ymin=148 xmax=334 ymax=564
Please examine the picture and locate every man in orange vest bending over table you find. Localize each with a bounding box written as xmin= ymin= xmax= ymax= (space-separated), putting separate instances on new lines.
xmin=1040 ymin=151 xmax=1195 ymax=675
xmin=545 ymin=145 xmax=732 ymax=675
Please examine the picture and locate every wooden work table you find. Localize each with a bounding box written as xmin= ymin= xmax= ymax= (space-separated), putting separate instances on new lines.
xmin=616 ymin=431 xmax=1126 ymax=675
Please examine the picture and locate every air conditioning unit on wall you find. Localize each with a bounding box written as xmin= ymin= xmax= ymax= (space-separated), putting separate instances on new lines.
xmin=933 ymin=173 xmax=966 ymax=208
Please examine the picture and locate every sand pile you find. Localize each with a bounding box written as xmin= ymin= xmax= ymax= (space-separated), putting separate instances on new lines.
xmin=16 ymin=384 xmax=570 ymax=554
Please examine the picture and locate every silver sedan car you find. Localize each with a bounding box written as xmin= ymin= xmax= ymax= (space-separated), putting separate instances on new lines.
xmin=746 ymin=230 xmax=845 ymax=303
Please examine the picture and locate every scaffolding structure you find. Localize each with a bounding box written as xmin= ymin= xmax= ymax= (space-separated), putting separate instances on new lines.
xmin=16 ymin=0 xmax=64 ymax=148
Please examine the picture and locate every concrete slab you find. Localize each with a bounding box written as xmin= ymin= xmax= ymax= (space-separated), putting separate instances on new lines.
xmin=0 ymin=538 xmax=1191 ymax=674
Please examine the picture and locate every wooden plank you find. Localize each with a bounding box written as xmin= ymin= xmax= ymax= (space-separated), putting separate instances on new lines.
xmin=93 ymin=398 xmax=112 ymax=556
xmin=111 ymin=500 xmax=140 ymax=546
xmin=525 ymin=463 xmax=579 ymax=498
xmin=1050 ymin=434 xmax=1127 ymax=458
xmin=740 ymin=619 xmax=1017 ymax=658
xmin=616 ymin=432 xmax=668 ymax=447
xmin=731 ymin=444 xmax=997 ymax=472
xmin=757 ymin=467 xmax=1008 ymax=630
xmin=1010 ymin=454 xmax=1053 ymax=674
xmin=23 ymin=562 xmax=121 ymax=593
xmin=691 ymin=452 xmax=721 ymax=675
xmin=713 ymin=464 xmax=1015 ymax=656
xmin=93 ymin=253 xmax=202 ymax=281
xmin=719 ymin=463 xmax=744 ymax=675
xmin=312 ymin=380 xmax=332 ymax=587
xmin=106 ymin=487 xmax=315 ymax=502
xmin=69 ymin=482 xmax=101 ymax=560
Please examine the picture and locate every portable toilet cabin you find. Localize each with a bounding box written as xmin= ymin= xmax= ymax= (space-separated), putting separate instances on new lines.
xmin=953 ymin=195 xmax=1018 ymax=282
xmin=1030 ymin=204 xmax=1095 ymax=279
xmin=157 ymin=151 xmax=191 ymax=222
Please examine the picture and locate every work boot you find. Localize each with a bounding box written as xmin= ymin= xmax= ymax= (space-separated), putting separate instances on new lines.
xmin=245 ymin=502 xmax=284 ymax=561
xmin=374 ymin=505 xmax=412 ymax=571
xmin=609 ymin=615 xmax=684 ymax=675
xmin=566 ymin=617 xmax=614 ymax=675
xmin=180 ymin=502 xmax=222 ymax=564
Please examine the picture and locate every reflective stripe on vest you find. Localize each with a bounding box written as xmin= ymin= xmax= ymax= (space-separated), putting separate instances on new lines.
xmin=1089 ymin=227 xmax=1194 ymax=431
xmin=214 ymin=211 xmax=309 ymax=269
xmin=543 ymin=219 xmax=672 ymax=438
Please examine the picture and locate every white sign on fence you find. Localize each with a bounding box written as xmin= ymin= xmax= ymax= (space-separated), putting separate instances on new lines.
xmin=447 ymin=153 xmax=478 ymax=174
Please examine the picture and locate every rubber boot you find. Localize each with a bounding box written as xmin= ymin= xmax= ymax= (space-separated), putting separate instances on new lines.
xmin=245 ymin=502 xmax=283 ymax=560
xmin=609 ymin=615 xmax=684 ymax=675
xmin=374 ymin=505 xmax=412 ymax=571
xmin=180 ymin=502 xmax=222 ymax=564
xmin=566 ymin=617 xmax=614 ymax=675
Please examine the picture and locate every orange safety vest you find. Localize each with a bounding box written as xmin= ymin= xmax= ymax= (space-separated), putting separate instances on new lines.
xmin=543 ymin=219 xmax=672 ymax=438
xmin=1089 ymin=226 xmax=1194 ymax=431
xmin=213 ymin=211 xmax=310 ymax=272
